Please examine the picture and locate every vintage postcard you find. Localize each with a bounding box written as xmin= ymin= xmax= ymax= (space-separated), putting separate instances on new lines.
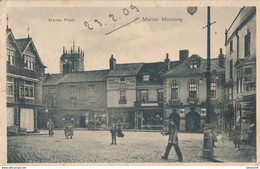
xmin=0 ymin=0 xmax=259 ymax=167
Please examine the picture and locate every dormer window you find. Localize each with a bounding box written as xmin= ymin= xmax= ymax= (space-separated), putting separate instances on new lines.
xmin=189 ymin=60 xmax=199 ymax=69
xmin=143 ymin=74 xmax=150 ymax=81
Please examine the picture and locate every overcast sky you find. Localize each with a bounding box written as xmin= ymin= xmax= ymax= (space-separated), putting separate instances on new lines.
xmin=7 ymin=5 xmax=241 ymax=74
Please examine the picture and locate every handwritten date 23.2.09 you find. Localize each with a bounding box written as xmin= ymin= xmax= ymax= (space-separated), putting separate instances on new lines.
xmin=84 ymin=4 xmax=140 ymax=35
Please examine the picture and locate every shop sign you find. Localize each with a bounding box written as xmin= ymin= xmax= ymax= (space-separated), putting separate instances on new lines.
xmin=141 ymin=103 xmax=158 ymax=107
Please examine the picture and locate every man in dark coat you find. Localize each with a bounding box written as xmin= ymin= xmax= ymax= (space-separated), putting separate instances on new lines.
xmin=47 ymin=119 xmax=55 ymax=136
xmin=110 ymin=123 xmax=117 ymax=145
xmin=161 ymin=114 xmax=183 ymax=161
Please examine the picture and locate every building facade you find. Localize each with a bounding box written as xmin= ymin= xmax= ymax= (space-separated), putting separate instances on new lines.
xmin=163 ymin=50 xmax=225 ymax=133
xmin=106 ymin=55 xmax=143 ymax=129
xmin=6 ymin=27 xmax=46 ymax=132
xmin=224 ymin=7 xmax=256 ymax=141
xmin=40 ymin=45 xmax=108 ymax=129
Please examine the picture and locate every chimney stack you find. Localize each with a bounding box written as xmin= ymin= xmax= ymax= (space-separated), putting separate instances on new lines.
xmin=164 ymin=53 xmax=171 ymax=71
xmin=179 ymin=50 xmax=189 ymax=62
xmin=218 ymin=48 xmax=225 ymax=68
xmin=110 ymin=55 xmax=116 ymax=70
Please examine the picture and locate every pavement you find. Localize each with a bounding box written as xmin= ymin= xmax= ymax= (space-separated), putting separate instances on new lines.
xmin=7 ymin=130 xmax=256 ymax=163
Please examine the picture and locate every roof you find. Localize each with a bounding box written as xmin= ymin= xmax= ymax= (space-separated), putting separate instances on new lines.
xmin=107 ymin=63 xmax=143 ymax=77
xmin=59 ymin=69 xmax=109 ymax=83
xmin=225 ymin=7 xmax=256 ymax=45
xmin=164 ymin=55 xmax=225 ymax=77
xmin=16 ymin=38 xmax=31 ymax=53
xmin=6 ymin=28 xmax=46 ymax=68
xmin=60 ymin=53 xmax=82 ymax=59
xmin=43 ymin=74 xmax=64 ymax=86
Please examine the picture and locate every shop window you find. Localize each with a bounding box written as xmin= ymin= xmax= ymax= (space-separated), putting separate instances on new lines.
xmin=7 ymin=49 xmax=15 ymax=65
xmin=7 ymin=77 xmax=14 ymax=96
xmin=245 ymin=30 xmax=250 ymax=57
xmin=189 ymin=81 xmax=197 ymax=98
xmin=210 ymin=82 xmax=216 ymax=98
xmin=171 ymin=81 xmax=179 ymax=100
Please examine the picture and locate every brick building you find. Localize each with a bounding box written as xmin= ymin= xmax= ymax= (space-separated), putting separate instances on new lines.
xmin=224 ymin=7 xmax=256 ymax=141
xmin=6 ymin=26 xmax=46 ymax=132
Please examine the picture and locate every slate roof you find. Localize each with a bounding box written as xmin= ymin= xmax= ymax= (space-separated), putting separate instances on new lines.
xmin=16 ymin=38 xmax=31 ymax=53
xmin=43 ymin=74 xmax=64 ymax=86
xmin=59 ymin=70 xmax=109 ymax=83
xmin=164 ymin=55 xmax=225 ymax=77
xmin=107 ymin=63 xmax=143 ymax=77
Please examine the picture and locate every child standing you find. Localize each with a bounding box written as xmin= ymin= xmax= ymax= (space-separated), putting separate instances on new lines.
xmin=233 ymin=125 xmax=241 ymax=151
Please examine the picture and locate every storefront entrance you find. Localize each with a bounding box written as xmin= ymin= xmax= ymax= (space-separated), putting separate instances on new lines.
xmin=20 ymin=108 xmax=34 ymax=132
xmin=135 ymin=109 xmax=163 ymax=130
xmin=185 ymin=111 xmax=201 ymax=132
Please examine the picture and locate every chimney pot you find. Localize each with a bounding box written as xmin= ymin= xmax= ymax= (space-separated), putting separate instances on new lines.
xmin=179 ymin=50 xmax=189 ymax=62
xmin=110 ymin=54 xmax=116 ymax=70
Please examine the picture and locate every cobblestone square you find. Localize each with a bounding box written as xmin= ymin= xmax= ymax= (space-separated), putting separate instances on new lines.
xmin=7 ymin=130 xmax=256 ymax=163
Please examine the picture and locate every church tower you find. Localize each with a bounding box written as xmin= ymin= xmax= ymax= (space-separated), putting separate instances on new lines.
xmin=60 ymin=40 xmax=84 ymax=74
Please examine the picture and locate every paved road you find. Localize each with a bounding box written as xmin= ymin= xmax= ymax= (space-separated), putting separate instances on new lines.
xmin=7 ymin=130 xmax=256 ymax=163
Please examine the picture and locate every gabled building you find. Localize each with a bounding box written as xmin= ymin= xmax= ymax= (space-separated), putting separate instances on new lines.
xmin=134 ymin=54 xmax=179 ymax=130
xmin=224 ymin=6 xmax=256 ymax=141
xmin=163 ymin=50 xmax=225 ymax=133
xmin=6 ymin=27 xmax=46 ymax=132
xmin=41 ymin=44 xmax=108 ymax=129
xmin=106 ymin=55 xmax=143 ymax=129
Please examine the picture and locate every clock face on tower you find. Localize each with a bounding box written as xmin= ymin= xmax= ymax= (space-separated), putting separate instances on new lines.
xmin=187 ymin=6 xmax=198 ymax=15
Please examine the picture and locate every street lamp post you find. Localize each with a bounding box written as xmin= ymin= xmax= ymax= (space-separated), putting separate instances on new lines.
xmin=187 ymin=6 xmax=214 ymax=158
xmin=203 ymin=6 xmax=214 ymax=158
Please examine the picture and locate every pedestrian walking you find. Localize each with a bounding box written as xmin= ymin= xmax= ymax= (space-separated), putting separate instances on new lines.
xmin=117 ymin=122 xmax=124 ymax=138
xmin=233 ymin=125 xmax=241 ymax=151
xmin=47 ymin=119 xmax=55 ymax=136
xmin=161 ymin=114 xmax=183 ymax=161
xmin=68 ymin=123 xmax=74 ymax=139
xmin=64 ymin=125 xmax=69 ymax=139
xmin=110 ymin=123 xmax=117 ymax=145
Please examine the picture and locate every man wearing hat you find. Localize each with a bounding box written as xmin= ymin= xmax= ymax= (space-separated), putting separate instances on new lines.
xmin=161 ymin=113 xmax=183 ymax=161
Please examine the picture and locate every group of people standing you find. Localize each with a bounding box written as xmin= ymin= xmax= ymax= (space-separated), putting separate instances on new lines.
xmin=46 ymin=119 xmax=74 ymax=139
xmin=110 ymin=122 xmax=124 ymax=145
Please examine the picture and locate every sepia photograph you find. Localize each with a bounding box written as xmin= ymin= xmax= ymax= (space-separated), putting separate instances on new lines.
xmin=0 ymin=0 xmax=258 ymax=166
